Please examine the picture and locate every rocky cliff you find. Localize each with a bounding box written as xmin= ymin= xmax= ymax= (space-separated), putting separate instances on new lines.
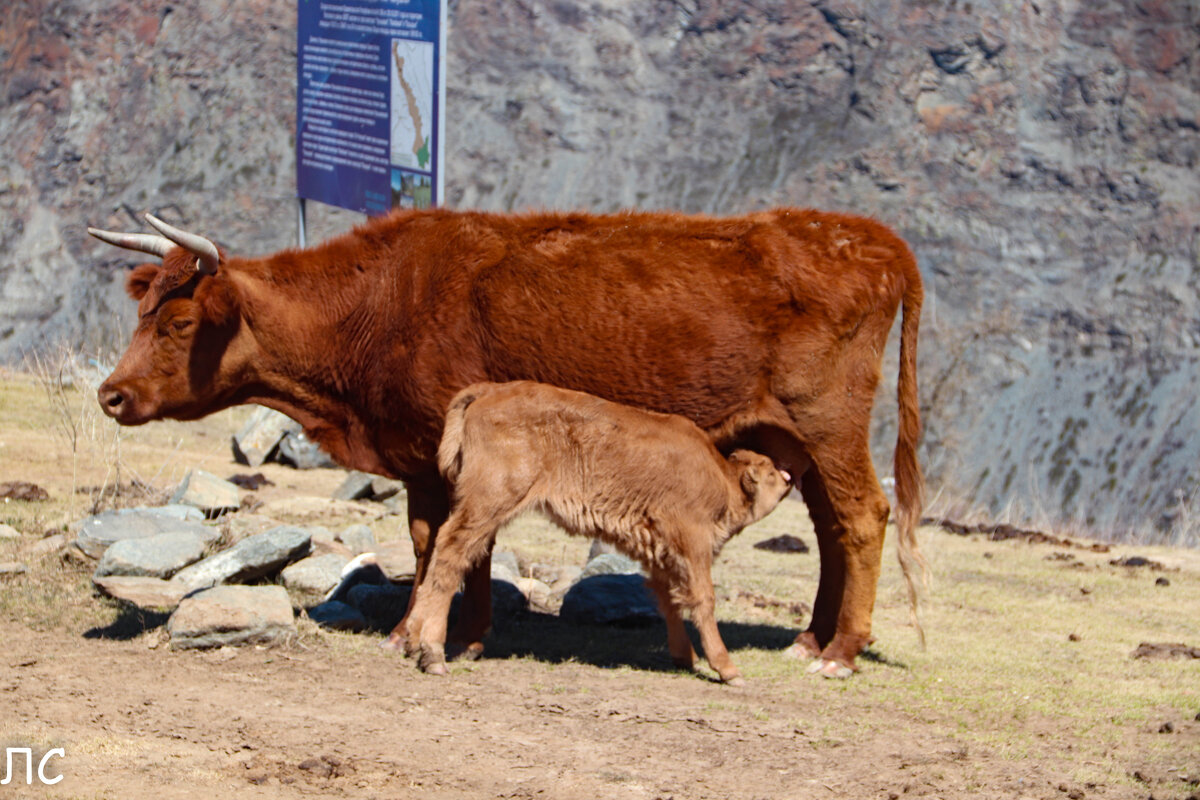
xmin=2 ymin=0 xmax=1197 ymax=544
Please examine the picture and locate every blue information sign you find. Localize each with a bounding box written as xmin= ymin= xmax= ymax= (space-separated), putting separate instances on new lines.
xmin=297 ymin=0 xmax=446 ymax=215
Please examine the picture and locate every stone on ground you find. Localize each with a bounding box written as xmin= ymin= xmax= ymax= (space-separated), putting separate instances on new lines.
xmin=168 ymin=585 xmax=296 ymax=650
xmin=306 ymin=600 xmax=367 ymax=632
xmin=93 ymin=575 xmax=188 ymax=611
xmin=76 ymin=509 xmax=218 ymax=559
xmin=276 ymin=429 xmax=336 ymax=469
xmin=0 ymin=523 xmax=20 ymax=540
xmin=231 ymin=406 xmax=296 ymax=467
xmin=281 ymin=553 xmax=351 ymax=596
xmin=580 ymin=552 xmax=643 ymax=579
xmin=559 ymin=574 xmax=660 ymax=626
xmin=170 ymin=469 xmax=242 ymax=516
xmin=93 ymin=530 xmax=209 ymax=580
xmin=172 ymin=526 xmax=311 ymax=591
xmin=336 ymin=524 xmax=375 ymax=555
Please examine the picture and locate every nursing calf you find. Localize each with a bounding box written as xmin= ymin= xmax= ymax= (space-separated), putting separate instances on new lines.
xmin=404 ymin=381 xmax=792 ymax=684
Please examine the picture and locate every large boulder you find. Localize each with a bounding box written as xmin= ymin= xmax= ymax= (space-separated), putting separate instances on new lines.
xmin=168 ymin=585 xmax=296 ymax=650
xmin=171 ymin=526 xmax=311 ymax=591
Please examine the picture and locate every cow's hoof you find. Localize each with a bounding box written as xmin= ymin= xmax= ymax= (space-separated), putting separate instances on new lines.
xmin=379 ymin=632 xmax=407 ymax=653
xmin=722 ymin=675 xmax=746 ymax=687
xmin=785 ymin=642 xmax=818 ymax=661
xmin=806 ymin=659 xmax=853 ymax=679
xmin=447 ymin=641 xmax=485 ymax=662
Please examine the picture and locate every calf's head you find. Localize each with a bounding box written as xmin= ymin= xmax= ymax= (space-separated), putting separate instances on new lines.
xmin=727 ymin=449 xmax=792 ymax=524
xmin=90 ymin=215 xmax=240 ymax=425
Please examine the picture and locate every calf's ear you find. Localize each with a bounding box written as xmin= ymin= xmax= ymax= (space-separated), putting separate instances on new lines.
xmin=740 ymin=466 xmax=761 ymax=496
xmin=126 ymin=263 xmax=161 ymax=301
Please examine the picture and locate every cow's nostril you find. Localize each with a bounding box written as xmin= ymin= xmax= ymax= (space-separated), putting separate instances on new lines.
xmin=98 ymin=388 xmax=125 ymax=414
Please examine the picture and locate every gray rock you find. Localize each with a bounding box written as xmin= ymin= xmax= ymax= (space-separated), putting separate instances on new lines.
xmin=168 ymin=585 xmax=296 ymax=650
xmin=347 ymin=582 xmax=412 ymax=631
xmin=369 ymin=476 xmax=403 ymax=501
xmin=549 ymin=565 xmax=584 ymax=597
xmin=489 ymin=578 xmax=528 ymax=621
xmin=93 ymin=575 xmax=188 ymax=611
xmin=306 ymin=600 xmax=367 ymax=632
xmin=326 ymin=554 xmax=390 ymax=604
xmin=76 ymin=510 xmax=219 ymax=559
xmin=580 ymin=552 xmax=644 ymax=579
xmin=232 ymin=406 xmax=297 ymax=467
xmin=332 ymin=471 xmax=375 ymax=501
xmin=171 ymin=469 xmax=242 ymax=516
xmin=276 ymin=430 xmax=336 ymax=470
xmin=0 ymin=562 xmax=28 ymax=576
xmin=491 ymin=559 xmax=521 ymax=586
xmin=516 ymin=577 xmax=555 ymax=612
xmin=559 ymin=574 xmax=661 ymax=627
xmin=336 ymin=524 xmax=376 ymax=555
xmin=0 ymin=523 xmax=20 ymax=540
xmin=93 ymin=531 xmax=209 ymax=580
xmin=281 ymin=553 xmax=350 ymax=596
xmin=492 ymin=549 xmax=522 ymax=581
xmin=172 ymin=526 xmax=311 ymax=591
xmin=372 ymin=541 xmax=417 ymax=581
xmin=220 ymin=514 xmax=284 ymax=544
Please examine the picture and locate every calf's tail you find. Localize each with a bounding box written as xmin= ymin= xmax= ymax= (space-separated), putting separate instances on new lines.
xmin=437 ymin=388 xmax=481 ymax=485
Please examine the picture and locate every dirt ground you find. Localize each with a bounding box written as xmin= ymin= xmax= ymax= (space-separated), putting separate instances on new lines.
xmin=1 ymin=371 xmax=1198 ymax=799
xmin=0 ymin=616 xmax=1166 ymax=800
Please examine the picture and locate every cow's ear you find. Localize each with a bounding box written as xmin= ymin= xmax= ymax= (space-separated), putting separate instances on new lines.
xmin=126 ymin=263 xmax=161 ymax=301
xmin=739 ymin=464 xmax=761 ymax=496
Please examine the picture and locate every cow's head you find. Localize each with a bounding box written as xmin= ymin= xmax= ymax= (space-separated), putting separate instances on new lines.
xmin=728 ymin=449 xmax=792 ymax=524
xmin=90 ymin=214 xmax=241 ymax=425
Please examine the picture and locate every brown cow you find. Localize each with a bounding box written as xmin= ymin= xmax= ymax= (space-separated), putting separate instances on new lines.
xmin=403 ymin=381 xmax=793 ymax=683
xmin=88 ymin=206 xmax=925 ymax=677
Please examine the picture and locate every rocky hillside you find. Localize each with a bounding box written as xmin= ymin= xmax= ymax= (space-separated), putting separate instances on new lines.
xmin=2 ymin=0 xmax=1197 ymax=544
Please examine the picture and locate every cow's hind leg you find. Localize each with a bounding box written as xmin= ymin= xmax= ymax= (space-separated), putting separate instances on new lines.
xmin=791 ymin=439 xmax=889 ymax=678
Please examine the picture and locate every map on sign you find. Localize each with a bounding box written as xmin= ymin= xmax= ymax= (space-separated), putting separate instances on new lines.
xmin=389 ymin=39 xmax=435 ymax=171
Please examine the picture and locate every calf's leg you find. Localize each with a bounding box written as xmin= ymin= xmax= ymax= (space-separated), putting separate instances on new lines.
xmin=646 ymin=572 xmax=697 ymax=671
xmin=409 ymin=512 xmax=502 ymax=675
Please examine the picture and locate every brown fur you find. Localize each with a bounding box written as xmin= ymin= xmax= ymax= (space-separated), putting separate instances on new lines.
xmin=405 ymin=381 xmax=792 ymax=682
xmin=97 ymin=206 xmax=924 ymax=672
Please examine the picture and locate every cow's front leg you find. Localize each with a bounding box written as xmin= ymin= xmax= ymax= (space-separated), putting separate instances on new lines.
xmin=383 ymin=475 xmax=449 ymax=651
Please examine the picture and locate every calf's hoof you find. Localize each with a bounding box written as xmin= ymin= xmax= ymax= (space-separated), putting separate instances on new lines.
xmin=722 ymin=674 xmax=746 ymax=687
xmin=418 ymin=644 xmax=448 ymax=675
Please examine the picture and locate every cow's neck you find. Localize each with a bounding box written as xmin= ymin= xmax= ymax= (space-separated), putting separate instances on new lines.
xmin=223 ymin=253 xmax=424 ymax=479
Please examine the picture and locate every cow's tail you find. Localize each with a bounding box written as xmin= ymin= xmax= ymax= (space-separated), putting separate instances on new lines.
xmin=894 ymin=251 xmax=929 ymax=648
xmin=438 ymin=388 xmax=481 ymax=486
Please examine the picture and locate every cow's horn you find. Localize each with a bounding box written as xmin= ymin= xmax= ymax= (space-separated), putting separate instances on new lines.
xmin=87 ymin=227 xmax=174 ymax=259
xmin=143 ymin=213 xmax=220 ymax=275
